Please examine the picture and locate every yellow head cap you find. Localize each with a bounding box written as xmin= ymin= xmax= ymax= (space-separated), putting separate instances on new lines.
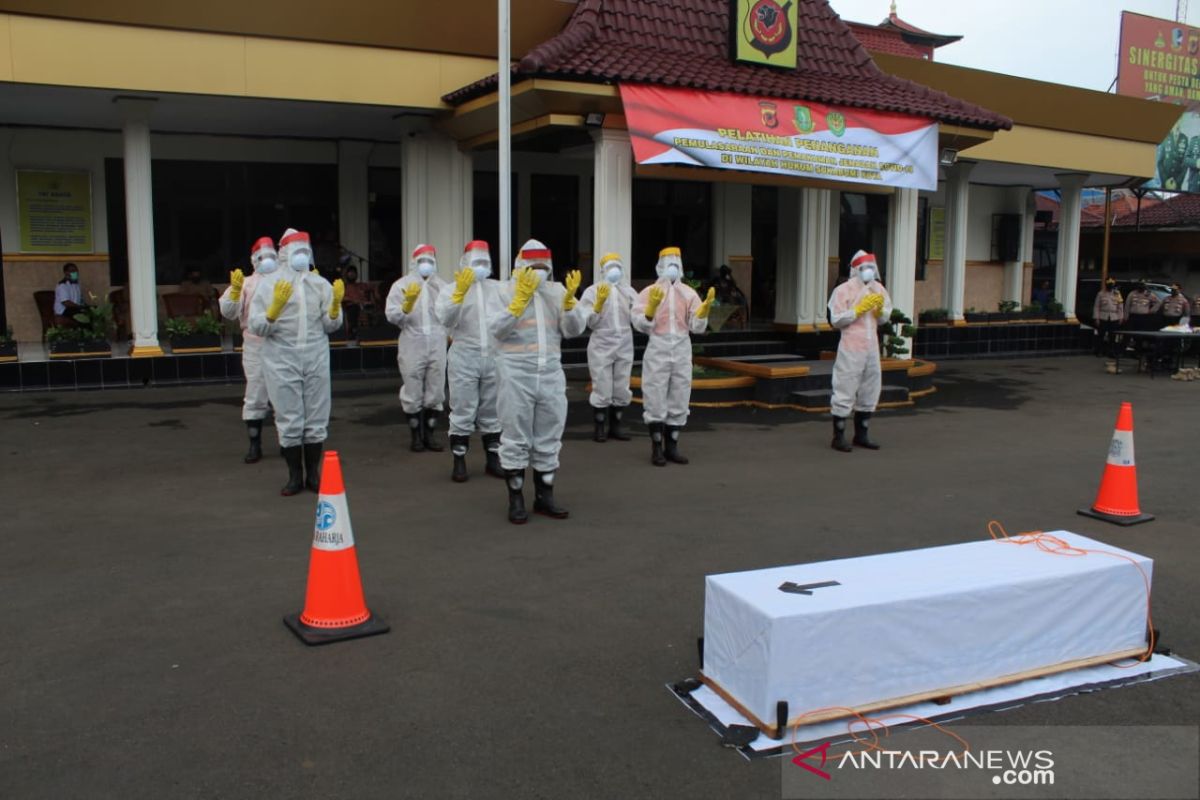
xmin=658 ymin=246 xmax=681 ymax=259
xmin=600 ymin=252 xmax=622 ymax=268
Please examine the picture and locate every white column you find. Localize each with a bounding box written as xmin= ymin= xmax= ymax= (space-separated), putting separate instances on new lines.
xmin=591 ymin=129 xmax=633 ymax=284
xmin=116 ymin=97 xmax=162 ymax=357
xmin=712 ymin=182 xmax=753 ymax=310
xmin=774 ymin=187 xmax=831 ymax=329
xmin=886 ymin=187 xmax=919 ymax=358
xmin=1003 ymin=187 xmax=1032 ymax=305
xmin=401 ymin=133 xmax=472 ymax=278
xmin=942 ymin=161 xmax=974 ymax=323
xmin=337 ymin=140 xmax=371 ymax=279
xmin=1055 ymin=174 xmax=1086 ymax=319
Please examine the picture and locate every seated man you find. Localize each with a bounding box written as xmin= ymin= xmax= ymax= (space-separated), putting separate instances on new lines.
xmin=177 ymin=267 xmax=217 ymax=314
xmin=340 ymin=264 xmax=371 ymax=335
xmin=706 ymin=264 xmax=748 ymax=329
xmin=53 ymin=263 xmax=89 ymax=325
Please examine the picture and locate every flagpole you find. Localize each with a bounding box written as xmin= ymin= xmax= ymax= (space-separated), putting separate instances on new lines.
xmin=498 ymin=0 xmax=512 ymax=280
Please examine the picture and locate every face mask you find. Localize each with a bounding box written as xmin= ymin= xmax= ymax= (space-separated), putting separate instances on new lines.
xmin=662 ymin=265 xmax=681 ymax=283
xmin=290 ymin=252 xmax=311 ymax=272
xmin=605 ymin=267 xmax=623 ymax=284
xmin=68 ymin=272 xmax=79 ymax=282
xmin=859 ymin=268 xmax=876 ymax=283
xmin=531 ymin=266 xmax=550 ymax=281
xmin=257 ymin=257 xmax=278 ymax=275
xmin=472 ymin=265 xmax=491 ymax=281
xmin=417 ymin=261 xmax=435 ymax=278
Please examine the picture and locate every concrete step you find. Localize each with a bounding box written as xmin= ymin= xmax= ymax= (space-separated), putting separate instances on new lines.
xmin=789 ymin=385 xmax=909 ymax=409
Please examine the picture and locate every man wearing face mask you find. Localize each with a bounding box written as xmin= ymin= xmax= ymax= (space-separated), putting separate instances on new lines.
xmin=1123 ymin=282 xmax=1162 ymax=332
xmin=386 ymin=244 xmax=448 ymax=453
xmin=633 ymin=246 xmax=715 ymax=466
xmin=828 ymin=250 xmax=892 ymax=453
xmin=1161 ymin=284 xmax=1191 ymax=326
xmin=249 ymin=228 xmax=344 ymax=496
xmin=435 ymin=240 xmax=504 ymax=483
xmin=53 ymin=263 xmax=89 ymax=324
xmin=488 ymin=239 xmax=587 ymax=524
xmin=220 ymin=237 xmax=277 ymax=464
xmin=1092 ymin=278 xmax=1124 ymax=360
xmin=581 ymin=252 xmax=638 ymax=443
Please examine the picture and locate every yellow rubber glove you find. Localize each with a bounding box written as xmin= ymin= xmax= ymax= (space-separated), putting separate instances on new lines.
xmin=329 ymin=279 xmax=345 ymax=320
xmin=645 ymin=285 xmax=665 ymax=320
xmin=696 ymin=286 xmax=716 ymax=319
xmin=229 ymin=269 xmax=244 ymax=301
xmin=508 ymin=268 xmax=541 ymax=317
xmin=266 ymin=279 xmax=293 ymax=322
xmin=451 ymin=267 xmax=475 ymax=305
xmin=563 ymin=270 xmax=582 ymax=311
xmin=1113 ymin=290 xmax=1123 ymax=304
xmin=854 ymin=293 xmax=878 ymax=317
xmin=593 ymin=282 xmax=611 ymax=314
xmin=401 ymin=281 xmax=422 ymax=314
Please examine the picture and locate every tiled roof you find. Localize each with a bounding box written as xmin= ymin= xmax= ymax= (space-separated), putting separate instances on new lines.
xmin=846 ymin=22 xmax=929 ymax=59
xmin=1111 ymin=193 xmax=1200 ymax=228
xmin=442 ymin=0 xmax=1010 ymax=130
xmin=879 ymin=12 xmax=961 ymax=46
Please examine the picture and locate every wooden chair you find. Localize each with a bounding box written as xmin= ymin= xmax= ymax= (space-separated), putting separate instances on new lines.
xmin=109 ymin=287 xmax=131 ymax=341
xmin=33 ymin=290 xmax=58 ymax=339
xmin=162 ymin=292 xmax=210 ymax=324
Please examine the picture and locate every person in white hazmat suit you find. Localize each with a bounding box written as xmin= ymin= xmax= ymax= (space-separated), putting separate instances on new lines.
xmin=219 ymin=236 xmax=276 ymax=464
xmin=487 ymin=240 xmax=587 ymax=524
xmin=249 ymin=228 xmax=344 ymax=495
xmin=434 ymin=240 xmax=504 ymax=483
xmin=581 ymin=252 xmax=638 ymax=443
xmin=386 ymin=244 xmax=448 ymax=453
xmin=632 ymin=246 xmax=715 ymax=466
xmin=828 ymin=249 xmax=892 ymax=452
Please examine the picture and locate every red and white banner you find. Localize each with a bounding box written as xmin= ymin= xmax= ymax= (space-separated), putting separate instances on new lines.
xmin=620 ymin=84 xmax=938 ymax=191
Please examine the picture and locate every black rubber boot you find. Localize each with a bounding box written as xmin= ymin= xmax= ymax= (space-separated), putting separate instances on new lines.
xmin=408 ymin=413 xmax=425 ymax=452
xmin=853 ymin=411 xmax=880 ymax=450
xmin=664 ymin=425 xmax=689 ymax=464
xmin=422 ymin=409 xmax=444 ymax=452
xmin=593 ymin=408 xmax=608 ymax=443
xmin=649 ymin=422 xmax=667 ymax=467
xmin=608 ymin=407 xmax=630 ymax=441
xmin=280 ymin=445 xmax=304 ymax=496
xmin=302 ymin=442 xmax=323 ymax=492
xmin=483 ymin=433 xmax=504 ymax=478
xmin=831 ymin=416 xmax=852 ymax=452
xmin=533 ymin=471 xmax=569 ymax=519
xmin=244 ymin=420 xmax=263 ymax=464
xmin=450 ymin=434 xmax=470 ymax=483
xmin=506 ymin=469 xmax=528 ymax=525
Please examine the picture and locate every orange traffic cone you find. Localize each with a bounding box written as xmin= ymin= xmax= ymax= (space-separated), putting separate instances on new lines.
xmin=284 ymin=451 xmax=390 ymax=645
xmin=1077 ymin=402 xmax=1154 ymax=526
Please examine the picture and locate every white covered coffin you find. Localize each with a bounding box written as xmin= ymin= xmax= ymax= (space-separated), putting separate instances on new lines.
xmin=701 ymin=531 xmax=1152 ymax=734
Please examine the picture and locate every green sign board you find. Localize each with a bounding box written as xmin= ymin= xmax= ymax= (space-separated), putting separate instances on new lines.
xmin=17 ymin=169 xmax=93 ymax=253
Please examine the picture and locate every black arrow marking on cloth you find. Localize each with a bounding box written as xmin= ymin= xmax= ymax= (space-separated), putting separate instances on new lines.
xmin=778 ymin=580 xmax=841 ymax=596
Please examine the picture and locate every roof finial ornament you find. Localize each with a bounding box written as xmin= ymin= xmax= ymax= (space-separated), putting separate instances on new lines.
xmin=890 ymin=1 xmax=898 ymax=15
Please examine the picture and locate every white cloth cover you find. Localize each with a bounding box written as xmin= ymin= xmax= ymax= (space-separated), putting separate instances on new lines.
xmin=702 ymin=531 xmax=1152 ymax=727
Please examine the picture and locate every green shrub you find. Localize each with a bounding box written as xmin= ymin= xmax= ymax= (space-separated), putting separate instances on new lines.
xmin=194 ymin=312 xmax=223 ymax=336
xmin=165 ymin=317 xmax=195 ymax=338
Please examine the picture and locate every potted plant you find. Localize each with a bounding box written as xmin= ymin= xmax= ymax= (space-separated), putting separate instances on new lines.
xmin=167 ymin=312 xmax=223 ymax=352
xmin=55 ymin=295 xmax=113 ymax=357
xmin=47 ymin=325 xmax=85 ymax=356
xmin=880 ymin=309 xmax=916 ymax=358
xmin=963 ymin=306 xmax=988 ymax=324
xmin=1021 ymin=304 xmax=1045 ymax=322
xmin=992 ymin=300 xmax=1020 ymax=323
xmin=918 ymin=308 xmax=949 ymax=326
xmin=0 ymin=326 xmax=16 ymax=362
xmin=1045 ymin=300 xmax=1067 ymax=321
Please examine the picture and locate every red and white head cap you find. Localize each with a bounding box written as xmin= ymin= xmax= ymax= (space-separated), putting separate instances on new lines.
xmin=850 ymin=250 xmax=878 ymax=282
xmin=411 ymin=244 xmax=437 ymax=277
xmin=460 ymin=240 xmax=492 ymax=272
xmin=515 ymin=239 xmax=552 ymax=273
xmin=250 ymin=237 xmax=277 ymax=269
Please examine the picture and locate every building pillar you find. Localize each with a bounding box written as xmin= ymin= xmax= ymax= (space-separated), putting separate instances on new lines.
xmin=712 ymin=182 xmax=753 ymax=308
xmin=1003 ymin=187 xmax=1032 ymax=305
xmin=1055 ymin=174 xmax=1087 ymax=319
xmin=401 ymin=133 xmax=472 ymax=278
xmin=774 ymin=187 xmax=830 ymax=329
xmin=886 ymin=187 xmax=919 ymax=358
xmin=337 ymin=140 xmax=371 ymax=279
xmin=117 ymin=97 xmax=162 ymax=357
xmin=942 ymin=161 xmax=975 ymax=323
xmin=591 ymin=129 xmax=633 ymax=285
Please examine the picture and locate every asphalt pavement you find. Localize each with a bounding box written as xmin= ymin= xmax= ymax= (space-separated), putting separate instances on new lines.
xmin=1 ymin=356 xmax=1197 ymax=799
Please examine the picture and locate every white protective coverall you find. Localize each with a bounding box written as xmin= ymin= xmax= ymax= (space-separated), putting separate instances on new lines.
xmin=487 ymin=241 xmax=588 ymax=473
xmin=828 ymin=250 xmax=893 ymax=418
xmin=248 ymin=229 xmax=341 ymax=448
xmin=434 ymin=241 xmax=501 ymax=439
xmin=385 ymin=245 xmax=448 ymax=416
xmin=632 ymin=248 xmax=709 ymax=427
xmin=582 ymin=253 xmax=638 ymax=411
xmin=219 ymin=236 xmax=274 ymax=422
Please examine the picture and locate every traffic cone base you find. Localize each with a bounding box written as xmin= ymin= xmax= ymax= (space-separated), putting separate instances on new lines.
xmin=284 ymin=611 xmax=390 ymax=646
xmin=284 ymin=450 xmax=390 ymax=646
xmin=1076 ymin=507 xmax=1155 ymax=526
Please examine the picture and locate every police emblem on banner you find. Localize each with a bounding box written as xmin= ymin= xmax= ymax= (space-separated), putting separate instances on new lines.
xmin=731 ymin=0 xmax=798 ymax=69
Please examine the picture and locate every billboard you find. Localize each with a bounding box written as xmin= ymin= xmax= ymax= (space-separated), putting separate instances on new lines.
xmin=620 ymin=84 xmax=939 ymax=191
xmin=1117 ymin=11 xmax=1200 ymax=191
xmin=730 ymin=0 xmax=799 ymax=69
